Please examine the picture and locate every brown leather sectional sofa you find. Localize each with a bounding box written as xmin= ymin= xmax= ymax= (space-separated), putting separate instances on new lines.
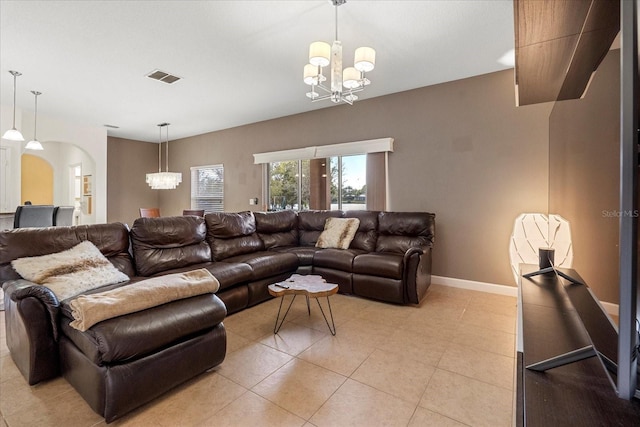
xmin=0 ymin=209 xmax=434 ymax=422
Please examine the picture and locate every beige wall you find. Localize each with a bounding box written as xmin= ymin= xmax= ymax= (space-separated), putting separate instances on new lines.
xmin=549 ymin=50 xmax=621 ymax=303
xmin=107 ymin=137 xmax=159 ymax=227
xmin=108 ymin=69 xmax=548 ymax=287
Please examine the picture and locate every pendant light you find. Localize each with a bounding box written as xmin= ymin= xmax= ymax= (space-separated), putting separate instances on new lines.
xmin=25 ymin=91 xmax=44 ymax=150
xmin=2 ymin=70 xmax=25 ymax=141
xmin=145 ymin=123 xmax=182 ymax=189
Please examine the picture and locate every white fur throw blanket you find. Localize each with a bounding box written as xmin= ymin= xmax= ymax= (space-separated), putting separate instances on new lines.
xmin=69 ymin=268 xmax=220 ymax=331
xmin=11 ymin=240 xmax=129 ymax=301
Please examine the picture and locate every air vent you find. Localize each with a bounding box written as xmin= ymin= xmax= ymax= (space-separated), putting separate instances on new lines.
xmin=146 ymin=69 xmax=181 ymax=84
xmin=103 ymin=124 xmax=120 ymax=129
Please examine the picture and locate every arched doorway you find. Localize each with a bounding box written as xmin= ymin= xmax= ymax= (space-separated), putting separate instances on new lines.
xmin=21 ymin=154 xmax=53 ymax=204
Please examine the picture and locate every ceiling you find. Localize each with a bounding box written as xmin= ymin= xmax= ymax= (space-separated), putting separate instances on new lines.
xmin=0 ymin=0 xmax=515 ymax=143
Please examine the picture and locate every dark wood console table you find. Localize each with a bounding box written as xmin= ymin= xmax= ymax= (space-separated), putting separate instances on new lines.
xmin=517 ymin=264 xmax=640 ymax=426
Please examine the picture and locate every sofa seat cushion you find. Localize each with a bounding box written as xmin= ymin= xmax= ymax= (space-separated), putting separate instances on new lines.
xmin=352 ymin=252 xmax=404 ymax=279
xmin=152 ymin=261 xmax=253 ymax=291
xmin=222 ymin=251 xmax=298 ymax=280
xmin=272 ymin=246 xmax=322 ymax=265
xmin=313 ymin=248 xmax=365 ymax=272
xmin=60 ymin=293 xmax=226 ymax=365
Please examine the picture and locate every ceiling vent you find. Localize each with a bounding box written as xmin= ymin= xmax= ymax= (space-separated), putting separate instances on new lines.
xmin=146 ymin=69 xmax=181 ymax=84
xmin=103 ymin=124 xmax=120 ymax=129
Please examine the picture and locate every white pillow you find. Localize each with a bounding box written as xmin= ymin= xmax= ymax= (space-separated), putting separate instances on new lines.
xmin=316 ymin=217 xmax=360 ymax=249
xmin=11 ymin=240 xmax=129 ymax=301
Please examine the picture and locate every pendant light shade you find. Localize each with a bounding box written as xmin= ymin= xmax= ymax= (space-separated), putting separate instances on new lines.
xmin=146 ymin=123 xmax=182 ymax=190
xmin=25 ymin=91 xmax=44 ymax=150
xmin=2 ymin=71 xmax=25 ymax=141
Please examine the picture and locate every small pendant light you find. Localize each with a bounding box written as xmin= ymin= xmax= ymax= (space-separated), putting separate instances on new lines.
xmin=25 ymin=91 xmax=44 ymax=150
xmin=2 ymin=70 xmax=25 ymax=141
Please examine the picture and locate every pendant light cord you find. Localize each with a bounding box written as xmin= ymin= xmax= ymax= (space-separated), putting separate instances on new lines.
xmin=165 ymin=125 xmax=169 ymax=172
xmin=158 ymin=125 xmax=162 ymax=173
xmin=335 ymin=3 xmax=338 ymax=41
xmin=33 ymin=93 xmax=37 ymax=139
xmin=12 ymin=74 xmax=17 ymax=127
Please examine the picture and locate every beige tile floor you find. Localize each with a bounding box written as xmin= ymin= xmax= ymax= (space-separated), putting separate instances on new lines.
xmin=0 ymin=284 xmax=517 ymax=426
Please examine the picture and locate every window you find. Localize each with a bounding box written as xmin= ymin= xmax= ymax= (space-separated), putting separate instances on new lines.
xmin=267 ymin=154 xmax=366 ymax=212
xmin=268 ymin=160 xmax=310 ymax=211
xmin=191 ymin=164 xmax=224 ymax=213
xmin=330 ymin=154 xmax=366 ymax=210
xmin=255 ymin=138 xmax=392 ymax=211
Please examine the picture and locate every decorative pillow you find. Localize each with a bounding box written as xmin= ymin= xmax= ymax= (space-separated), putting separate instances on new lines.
xmin=316 ymin=217 xmax=360 ymax=249
xmin=11 ymin=240 xmax=129 ymax=301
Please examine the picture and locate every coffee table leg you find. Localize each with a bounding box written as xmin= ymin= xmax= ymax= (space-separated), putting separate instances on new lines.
xmin=316 ymin=296 xmax=336 ymax=336
xmin=274 ymin=294 xmax=297 ymax=334
xmin=305 ymin=295 xmax=310 ymax=316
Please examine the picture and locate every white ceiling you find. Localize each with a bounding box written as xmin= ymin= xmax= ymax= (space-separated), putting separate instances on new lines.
xmin=0 ymin=0 xmax=515 ymax=143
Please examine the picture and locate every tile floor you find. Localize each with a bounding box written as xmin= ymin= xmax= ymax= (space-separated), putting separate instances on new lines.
xmin=0 ymin=284 xmax=517 ymax=426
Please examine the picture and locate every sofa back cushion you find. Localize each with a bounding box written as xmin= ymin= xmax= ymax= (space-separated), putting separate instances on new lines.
xmin=205 ymin=211 xmax=264 ymax=261
xmin=297 ymin=210 xmax=344 ymax=247
xmin=344 ymin=210 xmax=379 ymax=252
xmin=0 ymin=222 xmax=135 ymax=282
xmin=375 ymin=212 xmax=436 ymax=254
xmin=255 ymin=210 xmax=298 ymax=249
xmin=131 ymin=216 xmax=211 ymax=276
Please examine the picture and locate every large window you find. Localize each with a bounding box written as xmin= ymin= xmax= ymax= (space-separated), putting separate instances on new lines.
xmin=255 ymin=138 xmax=392 ymax=211
xmin=268 ymin=154 xmax=366 ymax=211
xmin=191 ymin=164 xmax=224 ymax=213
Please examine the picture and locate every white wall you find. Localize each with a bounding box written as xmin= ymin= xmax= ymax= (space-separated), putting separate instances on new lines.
xmin=0 ymin=104 xmax=106 ymax=223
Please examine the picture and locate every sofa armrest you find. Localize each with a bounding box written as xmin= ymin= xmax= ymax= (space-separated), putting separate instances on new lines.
xmin=4 ymin=279 xmax=60 ymax=338
xmin=403 ymin=244 xmax=433 ymax=304
xmin=2 ymin=280 xmax=61 ymax=384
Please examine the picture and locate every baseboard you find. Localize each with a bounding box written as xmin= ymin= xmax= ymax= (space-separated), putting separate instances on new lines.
xmin=431 ymin=275 xmax=620 ymax=317
xmin=431 ymin=275 xmax=517 ymax=297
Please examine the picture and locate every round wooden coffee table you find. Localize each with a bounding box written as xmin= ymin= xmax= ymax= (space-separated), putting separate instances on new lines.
xmin=268 ymin=274 xmax=338 ymax=335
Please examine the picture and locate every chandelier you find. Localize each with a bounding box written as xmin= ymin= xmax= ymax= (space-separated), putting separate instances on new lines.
xmin=146 ymin=123 xmax=182 ymax=190
xmin=303 ymin=0 xmax=376 ymax=105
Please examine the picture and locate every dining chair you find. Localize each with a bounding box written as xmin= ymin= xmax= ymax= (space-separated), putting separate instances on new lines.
xmin=13 ymin=205 xmax=55 ymax=228
xmin=139 ymin=208 xmax=161 ymax=218
xmin=182 ymin=209 xmax=205 ymax=217
xmin=53 ymin=206 xmax=75 ymax=226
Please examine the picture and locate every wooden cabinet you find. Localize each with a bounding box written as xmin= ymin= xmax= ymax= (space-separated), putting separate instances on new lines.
xmin=514 ymin=0 xmax=619 ymax=106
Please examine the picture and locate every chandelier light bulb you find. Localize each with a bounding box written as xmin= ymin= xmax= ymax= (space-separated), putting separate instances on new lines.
xmin=342 ymin=67 xmax=361 ymax=89
xmin=303 ymin=64 xmax=319 ymax=85
xmin=354 ymin=47 xmax=376 ymax=72
xmin=309 ymin=42 xmax=331 ymax=67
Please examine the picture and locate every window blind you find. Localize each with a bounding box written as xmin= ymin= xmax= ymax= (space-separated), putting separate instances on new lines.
xmin=190 ymin=164 xmax=224 ymax=213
